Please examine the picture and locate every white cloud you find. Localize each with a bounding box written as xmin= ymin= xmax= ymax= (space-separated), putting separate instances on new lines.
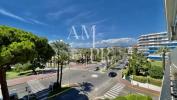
xmin=29 ymin=18 xmax=47 ymax=26
xmin=84 ymin=18 xmax=109 ymax=25
xmin=66 ymin=38 xmax=137 ymax=48
xmin=0 ymin=9 xmax=28 ymax=23
xmin=47 ymin=6 xmax=76 ymax=19
xmin=0 ymin=8 xmax=48 ymax=26
xmin=97 ymin=38 xmax=135 ymax=44
xmin=95 ymin=38 xmax=137 ymax=47
xmin=65 ymin=11 xmax=92 ymax=25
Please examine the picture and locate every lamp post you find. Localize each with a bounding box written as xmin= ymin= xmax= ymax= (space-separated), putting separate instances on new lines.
xmin=25 ymin=86 xmax=31 ymax=100
xmin=86 ymin=52 xmax=88 ymax=67
xmin=162 ymin=49 xmax=166 ymax=72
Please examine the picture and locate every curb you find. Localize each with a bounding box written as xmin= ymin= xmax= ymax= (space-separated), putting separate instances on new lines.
xmin=48 ymin=87 xmax=72 ymax=99
xmin=126 ymin=85 xmax=160 ymax=96
xmin=8 ymin=74 xmax=56 ymax=87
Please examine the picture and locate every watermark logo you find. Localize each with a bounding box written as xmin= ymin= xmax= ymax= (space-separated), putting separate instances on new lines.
xmin=67 ymin=25 xmax=115 ymax=64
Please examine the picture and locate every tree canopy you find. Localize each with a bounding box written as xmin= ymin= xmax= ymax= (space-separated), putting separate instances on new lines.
xmin=0 ymin=25 xmax=55 ymax=68
xmin=0 ymin=25 xmax=55 ymax=99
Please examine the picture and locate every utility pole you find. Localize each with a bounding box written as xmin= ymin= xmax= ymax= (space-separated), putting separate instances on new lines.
xmin=162 ymin=50 xmax=166 ymax=72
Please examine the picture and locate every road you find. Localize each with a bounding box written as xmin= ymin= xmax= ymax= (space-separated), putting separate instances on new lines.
xmin=8 ymin=65 xmax=119 ymax=99
xmin=8 ymin=59 xmax=159 ymax=100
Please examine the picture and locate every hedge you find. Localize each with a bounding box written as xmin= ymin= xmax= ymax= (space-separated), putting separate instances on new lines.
xmin=148 ymin=77 xmax=162 ymax=86
xmin=114 ymin=94 xmax=152 ymax=100
xmin=132 ymin=75 xmax=162 ymax=86
xmin=133 ymin=75 xmax=147 ymax=83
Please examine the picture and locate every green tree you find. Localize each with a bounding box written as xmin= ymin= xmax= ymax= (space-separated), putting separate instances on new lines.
xmin=51 ymin=40 xmax=70 ymax=89
xmin=148 ymin=65 xmax=163 ymax=79
xmin=155 ymin=47 xmax=170 ymax=54
xmin=29 ymin=38 xmax=55 ymax=74
xmin=103 ymin=48 xmax=109 ymax=69
xmin=128 ymin=48 xmax=151 ymax=75
xmin=0 ymin=26 xmax=54 ymax=100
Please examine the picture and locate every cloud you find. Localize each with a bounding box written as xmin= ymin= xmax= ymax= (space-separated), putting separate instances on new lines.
xmin=70 ymin=42 xmax=92 ymax=48
xmin=47 ymin=6 xmax=76 ymax=20
xmin=0 ymin=8 xmax=47 ymax=26
xmin=95 ymin=38 xmax=137 ymax=47
xmin=68 ymin=38 xmax=137 ymax=48
xmin=65 ymin=11 xmax=93 ymax=25
xmin=0 ymin=9 xmax=28 ymax=23
xmin=85 ymin=18 xmax=108 ymax=25
xmin=29 ymin=18 xmax=47 ymax=26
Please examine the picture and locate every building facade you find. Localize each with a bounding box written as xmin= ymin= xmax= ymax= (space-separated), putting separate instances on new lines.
xmin=138 ymin=32 xmax=177 ymax=60
xmin=160 ymin=0 xmax=177 ymax=100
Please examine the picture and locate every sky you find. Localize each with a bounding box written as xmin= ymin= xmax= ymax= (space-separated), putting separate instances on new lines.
xmin=0 ymin=0 xmax=166 ymax=48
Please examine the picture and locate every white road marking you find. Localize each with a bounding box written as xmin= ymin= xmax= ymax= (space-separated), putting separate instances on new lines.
xmin=104 ymin=83 xmax=125 ymax=99
xmin=91 ymin=74 xmax=98 ymax=78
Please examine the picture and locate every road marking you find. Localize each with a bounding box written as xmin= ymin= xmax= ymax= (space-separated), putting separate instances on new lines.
xmin=104 ymin=83 xmax=125 ymax=99
xmin=27 ymin=80 xmax=46 ymax=93
xmin=91 ymin=74 xmax=98 ymax=78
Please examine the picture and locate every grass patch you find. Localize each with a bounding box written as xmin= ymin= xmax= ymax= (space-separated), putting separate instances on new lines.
xmin=114 ymin=94 xmax=152 ymax=100
xmin=148 ymin=77 xmax=162 ymax=86
xmin=48 ymin=87 xmax=71 ymax=99
xmin=150 ymin=61 xmax=162 ymax=67
xmin=6 ymin=70 xmax=32 ymax=80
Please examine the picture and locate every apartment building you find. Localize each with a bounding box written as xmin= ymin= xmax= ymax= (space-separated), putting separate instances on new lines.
xmin=138 ymin=32 xmax=177 ymax=60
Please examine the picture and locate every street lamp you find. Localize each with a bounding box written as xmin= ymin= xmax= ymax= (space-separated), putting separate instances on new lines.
xmin=162 ymin=49 xmax=166 ymax=72
xmin=86 ymin=51 xmax=89 ymax=67
xmin=25 ymin=86 xmax=31 ymax=100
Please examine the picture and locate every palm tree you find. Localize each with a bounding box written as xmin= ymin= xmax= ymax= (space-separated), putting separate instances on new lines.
xmin=155 ymin=47 xmax=170 ymax=54
xmin=103 ymin=48 xmax=109 ymax=69
xmin=51 ymin=40 xmax=70 ymax=89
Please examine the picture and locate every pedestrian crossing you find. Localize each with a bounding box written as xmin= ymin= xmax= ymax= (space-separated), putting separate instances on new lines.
xmin=27 ymin=80 xmax=46 ymax=93
xmin=104 ymin=83 xmax=125 ymax=99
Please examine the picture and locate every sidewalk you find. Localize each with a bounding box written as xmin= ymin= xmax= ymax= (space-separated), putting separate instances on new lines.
xmin=120 ymin=79 xmax=160 ymax=96
xmin=131 ymin=80 xmax=161 ymax=92
xmin=7 ymin=73 xmax=56 ymax=86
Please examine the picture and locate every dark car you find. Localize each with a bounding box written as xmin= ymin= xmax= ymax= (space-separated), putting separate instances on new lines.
xmin=108 ymin=72 xmax=117 ymax=77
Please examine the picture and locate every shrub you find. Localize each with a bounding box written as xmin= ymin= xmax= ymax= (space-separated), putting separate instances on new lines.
xmin=148 ymin=65 xmax=163 ymax=79
xmin=13 ymin=63 xmax=31 ymax=72
xmin=114 ymin=94 xmax=152 ymax=100
xmin=122 ymin=69 xmax=129 ymax=77
xmin=114 ymin=96 xmax=127 ymax=100
xmin=126 ymin=94 xmax=152 ymax=100
xmin=133 ymin=75 xmax=147 ymax=83
xmin=13 ymin=64 xmax=23 ymax=72
xmin=148 ymin=77 xmax=162 ymax=86
xmin=132 ymin=75 xmax=162 ymax=86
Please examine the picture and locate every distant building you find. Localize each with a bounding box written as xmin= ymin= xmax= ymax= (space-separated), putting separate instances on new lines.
xmin=138 ymin=32 xmax=177 ymax=60
xmin=128 ymin=47 xmax=133 ymax=55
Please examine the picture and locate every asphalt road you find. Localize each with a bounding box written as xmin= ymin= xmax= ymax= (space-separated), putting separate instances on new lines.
xmin=7 ymin=59 xmax=160 ymax=100
xmin=8 ymin=66 xmax=119 ymax=99
xmin=7 ymin=59 xmax=130 ymax=99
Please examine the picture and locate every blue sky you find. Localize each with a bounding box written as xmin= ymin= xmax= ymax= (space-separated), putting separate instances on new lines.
xmin=0 ymin=0 xmax=166 ymax=47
